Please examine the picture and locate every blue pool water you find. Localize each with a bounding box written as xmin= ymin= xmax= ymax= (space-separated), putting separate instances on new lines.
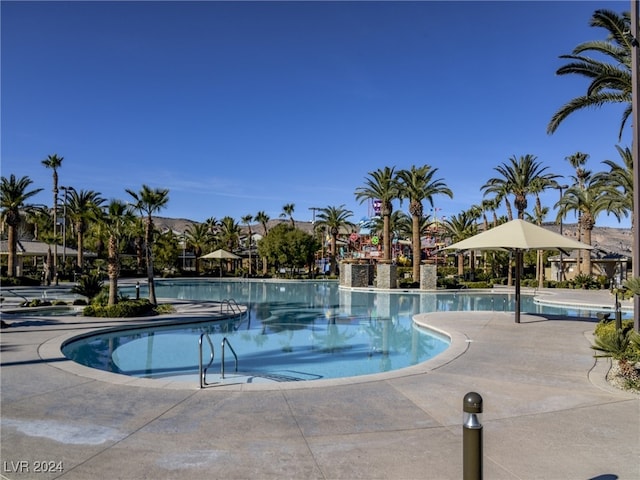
xmin=61 ymin=279 xmax=622 ymax=384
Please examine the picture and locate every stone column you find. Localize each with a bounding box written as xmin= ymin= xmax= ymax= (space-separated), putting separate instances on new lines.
xmin=340 ymin=262 xmax=370 ymax=288
xmin=376 ymin=262 xmax=397 ymax=289
xmin=420 ymin=263 xmax=437 ymax=290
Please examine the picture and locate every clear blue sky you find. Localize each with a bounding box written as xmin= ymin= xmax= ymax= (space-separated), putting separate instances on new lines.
xmin=1 ymin=1 xmax=632 ymax=229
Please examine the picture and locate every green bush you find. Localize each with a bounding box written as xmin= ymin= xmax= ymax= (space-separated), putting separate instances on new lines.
xmin=594 ymin=319 xmax=634 ymax=339
xmin=21 ymin=299 xmax=52 ymax=308
xmin=1 ymin=276 xmax=41 ymax=287
xmin=461 ymin=281 xmax=491 ymax=289
xmin=83 ymin=299 xmax=156 ymax=318
xmin=71 ymin=273 xmax=104 ymax=300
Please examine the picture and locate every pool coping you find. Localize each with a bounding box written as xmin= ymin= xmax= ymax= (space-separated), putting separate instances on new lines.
xmin=38 ymin=308 xmax=470 ymax=391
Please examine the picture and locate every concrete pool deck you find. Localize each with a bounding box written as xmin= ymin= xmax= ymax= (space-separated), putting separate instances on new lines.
xmin=0 ymin=287 xmax=638 ymax=479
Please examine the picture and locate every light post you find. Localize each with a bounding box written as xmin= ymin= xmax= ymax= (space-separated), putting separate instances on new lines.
xmin=60 ymin=186 xmax=70 ymax=279
xmin=556 ymin=184 xmax=569 ymax=282
xmin=181 ymin=233 xmax=186 ymax=271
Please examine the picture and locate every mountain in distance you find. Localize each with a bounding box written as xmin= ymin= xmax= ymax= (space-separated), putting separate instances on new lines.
xmin=154 ymin=216 xmax=633 ymax=257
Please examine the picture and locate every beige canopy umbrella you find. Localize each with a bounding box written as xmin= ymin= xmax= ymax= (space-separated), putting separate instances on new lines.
xmin=201 ymin=249 xmax=241 ymax=260
xmin=200 ymin=249 xmax=241 ymax=277
xmin=441 ymin=219 xmax=593 ymax=323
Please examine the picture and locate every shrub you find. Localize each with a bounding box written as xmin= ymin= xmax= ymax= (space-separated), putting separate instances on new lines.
xmin=592 ymin=320 xmax=640 ymax=393
xmin=21 ymin=299 xmax=52 ymax=308
xmin=83 ymin=299 xmax=156 ymax=318
xmin=71 ymin=273 xmax=104 ymax=300
xmin=461 ymin=281 xmax=491 ymax=289
xmin=1 ymin=276 xmax=41 ymax=287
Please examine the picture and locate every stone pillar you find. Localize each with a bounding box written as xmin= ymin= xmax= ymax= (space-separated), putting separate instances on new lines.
xmin=340 ymin=262 xmax=370 ymax=288
xmin=420 ymin=263 xmax=437 ymax=290
xmin=376 ymin=262 xmax=397 ymax=289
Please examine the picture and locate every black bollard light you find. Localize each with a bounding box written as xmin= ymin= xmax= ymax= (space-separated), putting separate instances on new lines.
xmin=463 ymin=392 xmax=483 ymax=480
xmin=136 ymin=281 xmax=140 ymax=300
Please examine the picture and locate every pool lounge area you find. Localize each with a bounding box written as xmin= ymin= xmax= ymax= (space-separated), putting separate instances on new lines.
xmin=1 ymin=283 xmax=638 ymax=479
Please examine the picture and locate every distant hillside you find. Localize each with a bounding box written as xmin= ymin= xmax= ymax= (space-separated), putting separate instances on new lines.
xmin=154 ymin=216 xmax=633 ymax=256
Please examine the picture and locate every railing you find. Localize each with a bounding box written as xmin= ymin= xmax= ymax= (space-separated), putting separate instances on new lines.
xmin=198 ymin=333 xmax=238 ymax=388
xmin=198 ymin=333 xmax=215 ymax=389
xmin=220 ymin=298 xmax=242 ymax=316
xmin=221 ymin=337 xmax=238 ymax=379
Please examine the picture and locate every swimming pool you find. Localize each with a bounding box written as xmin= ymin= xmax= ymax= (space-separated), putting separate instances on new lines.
xmin=61 ymin=279 xmax=624 ymax=385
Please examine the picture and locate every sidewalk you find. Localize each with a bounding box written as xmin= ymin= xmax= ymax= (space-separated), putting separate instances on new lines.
xmin=1 ymin=288 xmax=638 ymax=479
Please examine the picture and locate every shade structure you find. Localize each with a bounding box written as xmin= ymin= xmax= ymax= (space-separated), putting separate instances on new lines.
xmin=200 ymin=249 xmax=240 ymax=260
xmin=200 ymin=249 xmax=241 ymax=277
xmin=442 ymin=219 xmax=593 ymax=323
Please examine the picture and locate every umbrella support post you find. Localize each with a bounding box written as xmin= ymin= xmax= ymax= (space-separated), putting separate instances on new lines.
xmin=515 ymin=249 xmax=521 ymax=324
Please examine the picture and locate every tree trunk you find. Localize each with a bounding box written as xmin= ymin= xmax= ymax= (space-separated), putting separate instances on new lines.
xmin=145 ymin=217 xmax=157 ymax=305
xmin=330 ymin=236 xmax=337 ymax=276
xmin=7 ymin=224 xmax=17 ymax=277
xmin=107 ymin=235 xmax=119 ymax=306
xmin=412 ymin=214 xmax=420 ymax=281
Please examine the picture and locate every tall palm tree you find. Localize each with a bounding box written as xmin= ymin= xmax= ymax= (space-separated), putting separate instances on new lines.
xmin=126 ymin=185 xmax=170 ymax=305
xmin=204 ymin=216 xmax=219 ymax=235
xmin=0 ymin=175 xmax=43 ymax=277
xmin=255 ymin=211 xmax=270 ymax=275
xmin=556 ymin=178 xmax=622 ymax=275
xmin=547 ymin=9 xmax=633 ymax=139
xmin=184 ymin=223 xmax=212 ymax=276
xmin=483 ymin=155 xmax=559 ymax=286
xmin=525 ymin=186 xmax=550 ymax=288
xmin=396 ymin=165 xmax=453 ymax=281
xmin=41 ymin=154 xmax=64 ymax=279
xmin=255 ymin=211 xmax=270 ymax=236
xmin=442 ymin=211 xmax=477 ymax=277
xmin=241 ymin=214 xmax=254 ymax=276
xmin=595 ymin=145 xmax=633 ymax=217
xmin=485 ymin=155 xmax=560 ymax=220
xmin=100 ymin=200 xmax=135 ymax=306
xmin=481 ymin=177 xmax=514 ymax=221
xmin=354 ymin=167 xmax=399 ymax=262
xmin=315 ymin=205 xmax=354 ymax=275
xmin=218 ymin=216 xmax=241 ymax=252
xmin=280 ymin=203 xmax=295 ymax=228
xmin=65 ymin=188 xmax=104 ymax=272
xmin=565 ymin=151 xmax=591 ymax=273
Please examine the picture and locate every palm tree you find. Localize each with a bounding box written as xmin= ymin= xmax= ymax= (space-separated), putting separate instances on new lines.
xmin=65 ymin=188 xmax=104 ymax=272
xmin=396 ymin=165 xmax=453 ymax=281
xmin=126 ymin=185 xmax=170 ymax=305
xmin=280 ymin=203 xmax=295 ymax=228
xmin=184 ymin=223 xmax=211 ymax=275
xmin=241 ymin=214 xmax=254 ymax=276
xmin=547 ymin=9 xmax=633 ymax=139
xmin=557 ymin=178 xmax=623 ymax=276
xmin=483 ymin=155 xmax=559 ymax=286
xmin=218 ymin=216 xmax=241 ymax=251
xmin=255 ymin=211 xmax=270 ymax=275
xmin=41 ymin=154 xmax=64 ymax=279
xmin=354 ymin=167 xmax=399 ymax=262
xmin=100 ymin=200 xmax=135 ymax=306
xmin=595 ymin=145 xmax=633 ymax=217
xmin=442 ymin=211 xmax=477 ymax=277
xmin=565 ymin=151 xmax=591 ymax=274
xmin=315 ymin=205 xmax=354 ymax=275
xmin=525 ymin=186 xmax=550 ymax=288
xmin=484 ymin=155 xmax=560 ymax=220
xmin=204 ymin=216 xmax=219 ymax=235
xmin=0 ymin=175 xmax=43 ymax=277
xmin=481 ymin=177 xmax=514 ymax=221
